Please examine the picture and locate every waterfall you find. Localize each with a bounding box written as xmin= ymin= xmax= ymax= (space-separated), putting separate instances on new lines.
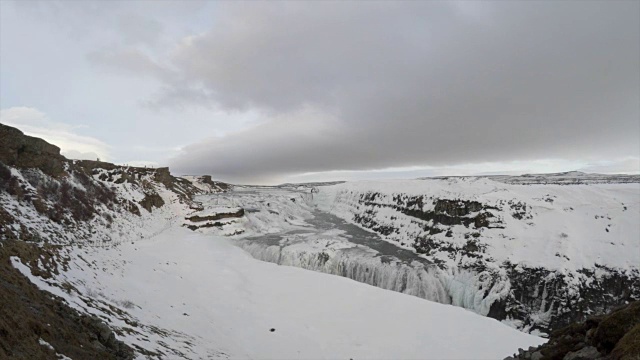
xmin=236 ymin=240 xmax=457 ymax=305
xmin=235 ymin=239 xmax=510 ymax=317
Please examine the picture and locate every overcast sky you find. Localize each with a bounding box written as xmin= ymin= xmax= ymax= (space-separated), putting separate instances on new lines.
xmin=1 ymin=1 xmax=638 ymax=184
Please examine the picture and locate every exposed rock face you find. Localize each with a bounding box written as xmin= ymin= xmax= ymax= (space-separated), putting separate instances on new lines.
xmin=499 ymin=263 xmax=639 ymax=334
xmin=153 ymin=167 xmax=173 ymax=189
xmin=76 ymin=159 xmax=205 ymax=212
xmin=353 ymin=193 xmax=503 ymax=259
xmin=75 ymin=162 xmax=198 ymax=203
xmin=183 ymin=207 xmax=245 ymax=232
xmin=199 ymin=175 xmax=230 ymax=191
xmin=186 ymin=208 xmax=245 ymax=223
xmin=507 ymin=301 xmax=640 ymax=360
xmin=0 ymin=161 xmax=119 ymax=242
xmin=185 ymin=221 xmax=233 ymax=231
xmin=139 ymin=193 xmax=165 ymax=212
xmin=0 ymin=123 xmax=65 ymax=176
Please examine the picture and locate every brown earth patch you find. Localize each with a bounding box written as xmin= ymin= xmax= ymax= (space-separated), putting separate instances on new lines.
xmin=0 ymin=240 xmax=134 ymax=359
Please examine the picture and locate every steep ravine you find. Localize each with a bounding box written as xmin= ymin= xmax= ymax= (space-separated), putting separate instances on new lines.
xmin=314 ymin=185 xmax=640 ymax=335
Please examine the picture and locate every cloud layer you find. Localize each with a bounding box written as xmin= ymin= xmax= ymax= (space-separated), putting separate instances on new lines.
xmin=152 ymin=2 xmax=638 ymax=183
xmin=4 ymin=1 xmax=639 ymax=184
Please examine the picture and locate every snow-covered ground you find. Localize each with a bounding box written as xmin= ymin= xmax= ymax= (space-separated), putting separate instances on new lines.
xmin=12 ymin=226 xmax=545 ymax=359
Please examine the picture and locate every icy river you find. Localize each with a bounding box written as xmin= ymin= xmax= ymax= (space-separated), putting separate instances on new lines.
xmin=246 ymin=209 xmax=435 ymax=269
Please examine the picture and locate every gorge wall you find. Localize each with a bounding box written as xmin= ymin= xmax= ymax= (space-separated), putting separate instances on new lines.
xmin=314 ymin=179 xmax=640 ymax=334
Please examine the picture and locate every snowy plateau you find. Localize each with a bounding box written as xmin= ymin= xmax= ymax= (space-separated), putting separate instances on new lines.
xmin=1 ymin=124 xmax=638 ymax=359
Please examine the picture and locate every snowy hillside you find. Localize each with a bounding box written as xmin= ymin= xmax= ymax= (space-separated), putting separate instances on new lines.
xmin=0 ymin=161 xmax=196 ymax=246
xmin=11 ymin=227 xmax=545 ymax=359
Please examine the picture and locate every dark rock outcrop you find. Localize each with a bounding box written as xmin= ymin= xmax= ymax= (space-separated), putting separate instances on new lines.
xmin=186 ymin=208 xmax=245 ymax=223
xmin=0 ymin=123 xmax=65 ymax=176
xmin=507 ymin=301 xmax=640 ymax=360
xmin=185 ymin=221 xmax=230 ymax=231
xmin=199 ymin=175 xmax=230 ymax=191
xmin=433 ymin=199 xmax=484 ymax=217
xmin=0 ymin=161 xmax=119 ymax=240
xmin=494 ymin=263 xmax=640 ymax=334
xmin=360 ymin=194 xmax=501 ymax=230
xmin=139 ymin=193 xmax=165 ymax=212
xmin=184 ymin=208 xmax=245 ymax=232
xmin=153 ymin=168 xmax=173 ymax=189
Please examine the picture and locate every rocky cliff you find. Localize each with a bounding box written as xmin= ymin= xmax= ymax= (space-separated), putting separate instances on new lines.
xmin=0 ymin=123 xmax=65 ymax=176
xmin=507 ymin=301 xmax=640 ymax=360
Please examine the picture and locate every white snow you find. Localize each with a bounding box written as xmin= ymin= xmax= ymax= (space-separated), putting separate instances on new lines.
xmin=13 ymin=227 xmax=545 ymax=359
xmin=36 ymin=334 xmax=71 ymax=359
xmin=38 ymin=338 xmax=55 ymax=350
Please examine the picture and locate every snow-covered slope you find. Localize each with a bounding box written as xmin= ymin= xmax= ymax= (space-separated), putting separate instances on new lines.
xmin=12 ymin=226 xmax=545 ymax=359
xmin=0 ymin=161 xmax=195 ymax=246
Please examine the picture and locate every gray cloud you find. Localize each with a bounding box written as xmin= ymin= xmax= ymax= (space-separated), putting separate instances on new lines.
xmin=117 ymin=13 xmax=164 ymax=45
xmin=157 ymin=1 xmax=639 ymax=183
xmin=28 ymin=1 xmax=639 ymax=183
